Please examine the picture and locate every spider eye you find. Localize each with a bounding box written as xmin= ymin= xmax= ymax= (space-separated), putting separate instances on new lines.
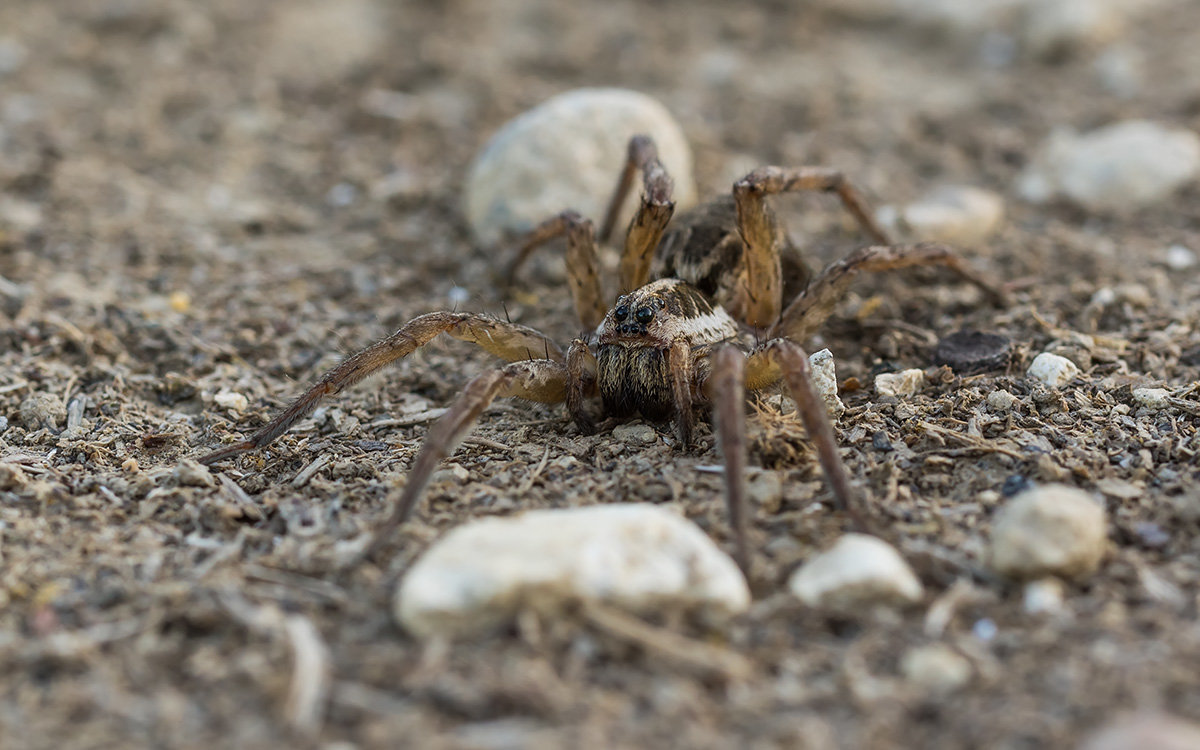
xmin=613 ymin=304 xmax=629 ymax=321
xmin=635 ymin=306 xmax=654 ymax=324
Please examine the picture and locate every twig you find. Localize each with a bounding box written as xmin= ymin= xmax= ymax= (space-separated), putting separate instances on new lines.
xmin=291 ymin=453 xmax=332 ymax=487
xmin=284 ymin=615 xmax=332 ymax=736
xmin=581 ymin=602 xmax=751 ymax=682
xmin=517 ymin=446 xmax=551 ymax=492
xmin=462 ymin=435 xmax=512 ymax=452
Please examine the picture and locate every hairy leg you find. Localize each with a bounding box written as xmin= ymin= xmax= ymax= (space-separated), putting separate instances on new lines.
xmin=502 ymin=210 xmax=606 ymax=331
xmin=730 ymin=166 xmax=892 ymax=328
xmin=768 ymin=242 xmax=1007 ymax=343
xmin=198 ymin=313 xmax=563 ymax=465
xmin=743 ymin=339 xmax=869 ymax=530
xmin=600 ymin=136 xmax=676 ymax=294
xmin=707 ymin=345 xmax=751 ymax=573
xmin=566 ymin=338 xmax=599 ymax=435
xmin=368 ymin=358 xmax=570 ymax=553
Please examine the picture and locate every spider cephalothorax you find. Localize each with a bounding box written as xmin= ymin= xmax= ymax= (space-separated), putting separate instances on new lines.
xmin=199 ymin=135 xmax=1002 ymax=571
xmin=595 ymin=279 xmax=737 ymax=423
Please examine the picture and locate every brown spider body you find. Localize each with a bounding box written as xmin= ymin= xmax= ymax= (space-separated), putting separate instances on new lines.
xmin=198 ymin=134 xmax=1004 ymax=571
xmin=595 ymin=278 xmax=736 ymax=421
xmin=653 ymin=194 xmax=811 ymax=309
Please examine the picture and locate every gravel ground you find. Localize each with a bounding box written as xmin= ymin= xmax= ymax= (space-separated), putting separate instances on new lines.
xmin=2 ymin=1 xmax=1200 ymax=748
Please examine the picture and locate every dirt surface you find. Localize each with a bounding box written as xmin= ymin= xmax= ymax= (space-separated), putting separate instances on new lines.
xmin=3 ymin=1 xmax=1200 ymax=748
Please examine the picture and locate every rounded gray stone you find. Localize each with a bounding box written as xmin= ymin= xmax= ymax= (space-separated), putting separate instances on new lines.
xmin=465 ymin=88 xmax=697 ymax=245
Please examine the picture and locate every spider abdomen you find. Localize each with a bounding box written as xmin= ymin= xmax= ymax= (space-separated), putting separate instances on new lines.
xmin=597 ymin=344 xmax=674 ymax=421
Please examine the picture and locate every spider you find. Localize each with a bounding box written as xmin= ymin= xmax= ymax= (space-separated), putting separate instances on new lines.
xmin=198 ymin=136 xmax=1002 ymax=571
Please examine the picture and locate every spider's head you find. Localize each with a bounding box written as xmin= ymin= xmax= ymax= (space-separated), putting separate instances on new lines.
xmin=596 ymin=279 xmax=738 ymax=347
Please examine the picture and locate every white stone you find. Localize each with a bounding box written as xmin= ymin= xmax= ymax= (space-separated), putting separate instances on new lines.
xmin=895 ymin=185 xmax=1004 ymax=246
xmin=808 ymin=348 xmax=845 ymax=418
xmin=1165 ymin=244 xmax=1196 ymax=270
xmin=611 ymin=422 xmax=658 ymax=446
xmin=1133 ymin=387 xmax=1170 ymax=411
xmin=1022 ymin=577 xmax=1065 ymax=615
xmin=875 ymin=369 xmax=926 ymax=398
xmin=1018 ymin=121 xmax=1200 ymax=211
xmin=788 ymin=534 xmax=924 ymax=610
xmin=901 ymin=644 xmax=973 ymax=694
xmin=989 ymin=484 xmax=1107 ymax=581
xmin=986 ymin=389 xmax=1018 ymax=411
xmin=1026 ymin=352 xmax=1080 ymax=388
xmin=465 ymin=88 xmax=697 ymax=245
xmin=213 ymin=389 xmax=249 ymax=414
xmin=395 ymin=504 xmax=749 ymax=638
xmin=1080 ymin=714 xmax=1200 ymax=750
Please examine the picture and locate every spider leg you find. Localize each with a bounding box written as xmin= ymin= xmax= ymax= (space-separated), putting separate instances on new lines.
xmin=668 ymin=339 xmax=694 ymax=447
xmin=601 ymin=136 xmax=675 ymax=294
xmin=768 ymin=242 xmax=1007 ymax=343
xmin=743 ymin=339 xmax=870 ymax=531
xmin=707 ymin=345 xmax=751 ymax=573
xmin=198 ymin=312 xmax=563 ymax=465
xmin=369 ymin=358 xmax=570 ymax=552
xmin=502 ymin=211 xmax=606 ymax=331
xmin=730 ymin=166 xmax=892 ymax=328
xmin=566 ymin=338 xmax=600 ymax=434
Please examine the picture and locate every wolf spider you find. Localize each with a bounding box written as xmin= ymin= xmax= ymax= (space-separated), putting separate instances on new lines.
xmin=199 ymin=136 xmax=1001 ymax=571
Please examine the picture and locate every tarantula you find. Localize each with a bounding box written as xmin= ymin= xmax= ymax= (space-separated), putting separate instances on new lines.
xmin=198 ymin=136 xmax=1001 ymax=570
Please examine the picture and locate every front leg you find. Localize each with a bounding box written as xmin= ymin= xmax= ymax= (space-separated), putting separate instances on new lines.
xmin=566 ymin=338 xmax=599 ymax=435
xmin=707 ymin=345 xmax=750 ymax=573
xmin=369 ymin=358 xmax=570 ymax=554
xmin=198 ymin=312 xmax=563 ymax=465
xmin=744 ymin=339 xmax=869 ymax=530
xmin=601 ymin=136 xmax=676 ymax=294
xmin=668 ymin=339 xmax=694 ymax=447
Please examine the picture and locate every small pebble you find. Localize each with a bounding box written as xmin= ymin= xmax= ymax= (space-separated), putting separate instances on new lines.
xmin=1001 ymin=475 xmax=1034 ymax=497
xmin=19 ymin=393 xmax=66 ymax=432
xmin=1164 ymin=244 xmax=1196 ymax=270
xmin=1132 ymin=387 xmax=1170 ymax=411
xmin=611 ymin=422 xmax=658 ymax=446
xmin=871 ymin=430 xmax=894 ymax=452
xmin=972 ymin=617 xmax=998 ymax=642
xmin=788 ymin=534 xmax=923 ymax=611
xmin=935 ymin=330 xmax=1012 ymax=374
xmin=173 ymin=459 xmax=217 ymax=489
xmin=1022 ymin=577 xmax=1065 ymax=615
xmin=746 ymin=471 xmax=784 ymax=513
xmin=465 ymin=88 xmax=697 ymax=245
xmin=1133 ymin=521 xmax=1170 ymax=550
xmin=1018 ymin=120 xmax=1200 ymax=211
xmin=213 ymin=389 xmax=250 ymax=414
xmin=1080 ymin=713 xmax=1200 ymax=750
xmin=894 ymin=185 xmax=1004 ymax=246
xmin=989 ymin=484 xmax=1107 ymax=581
xmin=430 ymin=463 xmax=471 ymax=485
xmin=987 ymin=389 xmax=1018 ymax=412
xmin=1026 ymin=352 xmax=1080 ymax=388
xmin=808 ymin=348 xmax=845 ymax=418
xmin=875 ymin=369 xmax=925 ymax=398
xmin=901 ymin=645 xmax=973 ymax=695
xmin=395 ymin=504 xmax=749 ymax=637
xmin=168 ymin=290 xmax=191 ymax=313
